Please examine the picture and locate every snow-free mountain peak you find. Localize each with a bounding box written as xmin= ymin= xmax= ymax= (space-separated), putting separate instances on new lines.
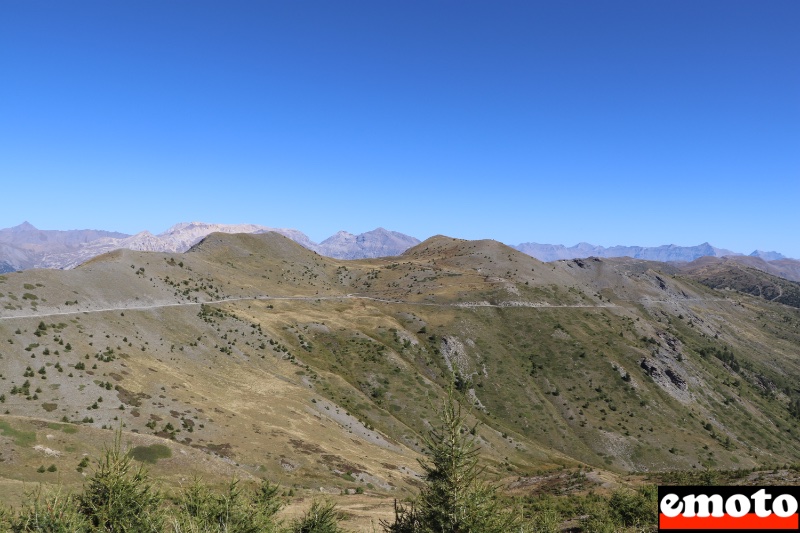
xmin=11 ymin=221 xmax=38 ymax=232
xmin=317 ymin=227 xmax=421 ymax=259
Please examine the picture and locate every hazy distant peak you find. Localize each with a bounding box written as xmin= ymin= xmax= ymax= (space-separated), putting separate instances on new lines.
xmin=362 ymin=227 xmax=408 ymax=238
xmin=11 ymin=221 xmax=38 ymax=232
xmin=162 ymin=221 xmax=205 ymax=234
xmin=317 ymin=227 xmax=420 ymax=259
xmin=515 ymin=241 xmax=744 ymax=263
xmin=324 ymin=230 xmax=355 ymax=241
xmin=120 ymin=231 xmax=163 ymax=251
xmin=159 ymin=222 xmax=268 ymax=237
xmin=573 ymin=242 xmax=599 ymax=252
xmin=750 ymin=250 xmax=785 ymax=261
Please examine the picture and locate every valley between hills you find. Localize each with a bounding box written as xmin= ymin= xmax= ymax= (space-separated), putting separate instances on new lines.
xmin=0 ymin=232 xmax=799 ymax=527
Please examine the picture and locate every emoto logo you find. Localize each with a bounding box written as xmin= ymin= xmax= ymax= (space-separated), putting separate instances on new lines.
xmin=658 ymin=486 xmax=800 ymax=531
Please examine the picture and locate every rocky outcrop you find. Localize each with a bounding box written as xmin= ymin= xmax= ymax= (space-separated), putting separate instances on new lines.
xmin=640 ymin=358 xmax=689 ymax=395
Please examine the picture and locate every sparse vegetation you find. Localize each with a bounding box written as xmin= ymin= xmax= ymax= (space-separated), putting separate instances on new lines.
xmin=1 ymin=232 xmax=800 ymax=530
xmin=1 ymin=434 xmax=340 ymax=532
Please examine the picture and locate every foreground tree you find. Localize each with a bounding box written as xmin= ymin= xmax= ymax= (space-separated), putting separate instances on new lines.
xmin=288 ymin=499 xmax=346 ymax=533
xmin=78 ymin=433 xmax=165 ymax=531
xmin=172 ymin=477 xmax=284 ymax=532
xmin=6 ymin=488 xmax=88 ymax=532
xmin=384 ymin=386 xmax=519 ymax=533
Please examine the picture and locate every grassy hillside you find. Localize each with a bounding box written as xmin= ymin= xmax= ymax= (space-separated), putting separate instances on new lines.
xmin=0 ymin=232 xmax=799 ymax=525
xmin=680 ymin=256 xmax=800 ymax=308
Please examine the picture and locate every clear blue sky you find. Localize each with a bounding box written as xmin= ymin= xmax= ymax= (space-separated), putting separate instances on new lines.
xmin=1 ymin=1 xmax=798 ymax=256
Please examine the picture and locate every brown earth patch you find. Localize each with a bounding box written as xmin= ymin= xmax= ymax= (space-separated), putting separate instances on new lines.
xmin=320 ymin=454 xmax=365 ymax=474
xmin=116 ymin=386 xmax=151 ymax=407
xmin=289 ymin=438 xmax=325 ymax=455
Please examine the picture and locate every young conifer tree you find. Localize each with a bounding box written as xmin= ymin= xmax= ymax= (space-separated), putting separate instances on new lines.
xmin=77 ymin=431 xmax=165 ymax=532
xmin=6 ymin=488 xmax=89 ymax=532
xmin=172 ymin=477 xmax=284 ymax=532
xmin=385 ymin=384 xmax=520 ymax=532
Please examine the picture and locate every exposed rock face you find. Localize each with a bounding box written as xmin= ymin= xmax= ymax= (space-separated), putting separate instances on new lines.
xmin=640 ymin=359 xmax=688 ymax=392
xmin=640 ymin=359 xmax=661 ymax=378
xmin=664 ymin=368 xmax=687 ymax=390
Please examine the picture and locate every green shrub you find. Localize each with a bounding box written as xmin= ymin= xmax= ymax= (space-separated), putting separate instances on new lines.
xmin=77 ymin=433 xmax=165 ymax=531
xmin=289 ymin=499 xmax=345 ymax=533
xmin=173 ymin=477 xmax=283 ymax=532
xmin=8 ymin=488 xmax=89 ymax=532
xmin=608 ymin=485 xmax=657 ymax=528
xmin=530 ymin=508 xmax=562 ymax=533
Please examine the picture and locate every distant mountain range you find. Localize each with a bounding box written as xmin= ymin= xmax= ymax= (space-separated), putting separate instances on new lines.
xmin=0 ymin=221 xmax=794 ymax=275
xmin=513 ymin=241 xmax=786 ymax=263
xmin=0 ymin=222 xmax=421 ymax=272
